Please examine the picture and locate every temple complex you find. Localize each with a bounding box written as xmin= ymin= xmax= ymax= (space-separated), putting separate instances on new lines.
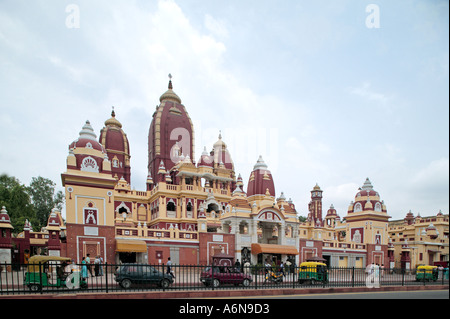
xmin=1 ymin=77 xmax=447 ymax=270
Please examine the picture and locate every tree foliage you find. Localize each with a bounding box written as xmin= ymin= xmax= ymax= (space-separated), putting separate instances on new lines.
xmin=0 ymin=174 xmax=64 ymax=234
xmin=28 ymin=176 xmax=65 ymax=229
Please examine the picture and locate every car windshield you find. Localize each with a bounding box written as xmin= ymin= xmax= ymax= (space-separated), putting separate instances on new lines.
xmin=203 ymin=266 xmax=220 ymax=273
xmin=119 ymin=265 xmax=158 ymax=273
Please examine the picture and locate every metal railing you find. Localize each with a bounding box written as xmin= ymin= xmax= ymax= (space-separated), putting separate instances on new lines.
xmin=0 ymin=262 xmax=448 ymax=295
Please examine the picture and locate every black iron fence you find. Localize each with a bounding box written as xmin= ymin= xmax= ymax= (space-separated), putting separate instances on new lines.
xmin=0 ymin=262 xmax=448 ymax=295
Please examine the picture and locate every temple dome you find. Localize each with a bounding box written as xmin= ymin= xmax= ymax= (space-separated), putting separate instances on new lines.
xmin=246 ymin=156 xmax=275 ymax=197
xmin=69 ymin=120 xmax=105 ymax=153
xmin=104 ymin=109 xmax=122 ymax=128
xmin=348 ymin=178 xmax=387 ymax=214
xmin=326 ymin=204 xmax=337 ymax=216
xmin=160 ymin=77 xmax=181 ymax=104
xmin=148 ymin=76 xmax=195 ymax=182
xmin=99 ymin=109 xmax=131 ymax=183
xmin=198 ymin=147 xmax=213 ymax=167
xmin=67 ymin=120 xmax=109 ymax=174
xmin=211 ymin=132 xmax=234 ymax=170
xmin=0 ymin=206 xmax=13 ymax=229
xmin=253 ymin=155 xmax=268 ymax=170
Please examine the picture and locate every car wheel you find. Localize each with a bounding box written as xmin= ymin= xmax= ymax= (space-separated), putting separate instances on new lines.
xmin=242 ymin=279 xmax=250 ymax=287
xmin=160 ymin=279 xmax=170 ymax=289
xmin=120 ymin=278 xmax=132 ymax=289
xmin=29 ymin=284 xmax=41 ymax=292
xmin=212 ymin=279 xmax=220 ymax=288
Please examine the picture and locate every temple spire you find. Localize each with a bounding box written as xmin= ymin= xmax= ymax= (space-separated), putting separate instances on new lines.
xmin=168 ymin=73 xmax=173 ymax=89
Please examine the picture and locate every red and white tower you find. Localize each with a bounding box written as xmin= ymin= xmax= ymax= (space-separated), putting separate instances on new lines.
xmin=308 ymin=184 xmax=323 ymax=227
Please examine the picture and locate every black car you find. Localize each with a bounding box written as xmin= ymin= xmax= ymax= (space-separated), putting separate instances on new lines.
xmin=114 ymin=264 xmax=174 ymax=289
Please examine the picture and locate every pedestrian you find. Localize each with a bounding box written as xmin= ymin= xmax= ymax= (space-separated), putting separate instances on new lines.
xmin=234 ymin=259 xmax=241 ymax=272
xmin=81 ymin=257 xmax=88 ymax=279
xmin=86 ymin=254 xmax=93 ymax=276
xmin=243 ymin=259 xmax=251 ymax=275
xmin=438 ymin=265 xmax=444 ymax=279
xmin=166 ymin=257 xmax=175 ymax=279
xmin=285 ymin=259 xmax=291 ymax=275
xmin=279 ymin=261 xmax=284 ymax=275
xmin=94 ymin=256 xmax=100 ymax=276
xmin=264 ymin=260 xmax=272 ymax=283
xmin=99 ymin=255 xmax=104 ymax=276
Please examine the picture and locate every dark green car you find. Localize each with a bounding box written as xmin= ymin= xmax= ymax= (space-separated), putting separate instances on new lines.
xmin=114 ymin=264 xmax=174 ymax=289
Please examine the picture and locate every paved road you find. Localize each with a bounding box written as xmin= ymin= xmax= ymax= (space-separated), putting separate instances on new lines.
xmin=251 ymin=289 xmax=449 ymax=299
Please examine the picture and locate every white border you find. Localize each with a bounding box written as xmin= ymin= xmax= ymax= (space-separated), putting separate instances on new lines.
xmin=76 ymin=235 xmax=107 ymax=263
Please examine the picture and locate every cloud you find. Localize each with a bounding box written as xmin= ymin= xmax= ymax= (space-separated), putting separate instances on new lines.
xmin=410 ymin=157 xmax=449 ymax=192
xmin=374 ymin=143 xmax=406 ymax=166
xmin=323 ymin=182 xmax=360 ymax=216
xmin=204 ymin=14 xmax=229 ymax=39
xmin=384 ymin=158 xmax=449 ymax=217
xmin=349 ymin=82 xmax=391 ymax=109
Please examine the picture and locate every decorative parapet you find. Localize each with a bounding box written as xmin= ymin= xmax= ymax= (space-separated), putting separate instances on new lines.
xmin=116 ymin=225 xmax=199 ymax=241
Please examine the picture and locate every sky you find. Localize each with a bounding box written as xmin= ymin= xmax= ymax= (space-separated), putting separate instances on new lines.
xmin=0 ymin=0 xmax=448 ymax=221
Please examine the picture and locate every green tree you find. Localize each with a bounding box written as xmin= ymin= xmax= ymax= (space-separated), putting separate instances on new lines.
xmin=28 ymin=176 xmax=65 ymax=229
xmin=0 ymin=174 xmax=36 ymax=233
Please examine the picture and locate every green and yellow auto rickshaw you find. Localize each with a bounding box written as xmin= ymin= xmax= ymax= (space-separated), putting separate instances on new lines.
xmin=298 ymin=262 xmax=328 ymax=285
xmin=415 ymin=265 xmax=438 ymax=282
xmin=24 ymin=256 xmax=88 ymax=291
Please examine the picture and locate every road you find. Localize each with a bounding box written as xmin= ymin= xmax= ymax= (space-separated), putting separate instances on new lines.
xmin=249 ymin=289 xmax=449 ymax=299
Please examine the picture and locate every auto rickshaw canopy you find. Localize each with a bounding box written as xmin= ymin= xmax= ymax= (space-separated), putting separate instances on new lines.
xmin=417 ymin=265 xmax=437 ymax=272
xmin=27 ymin=256 xmax=72 ymax=272
xmin=299 ymin=262 xmax=327 ymax=268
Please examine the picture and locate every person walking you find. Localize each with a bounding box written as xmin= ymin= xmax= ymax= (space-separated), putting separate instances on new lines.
xmin=166 ymin=257 xmax=175 ymax=279
xmin=86 ymin=254 xmax=93 ymax=277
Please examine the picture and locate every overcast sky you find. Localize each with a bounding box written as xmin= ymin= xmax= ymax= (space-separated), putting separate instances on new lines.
xmin=0 ymin=0 xmax=448 ymax=221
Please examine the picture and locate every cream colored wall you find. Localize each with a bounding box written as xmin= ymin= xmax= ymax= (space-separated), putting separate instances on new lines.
xmin=388 ymin=215 xmax=449 ymax=268
xmin=65 ymin=184 xmax=115 ymax=226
